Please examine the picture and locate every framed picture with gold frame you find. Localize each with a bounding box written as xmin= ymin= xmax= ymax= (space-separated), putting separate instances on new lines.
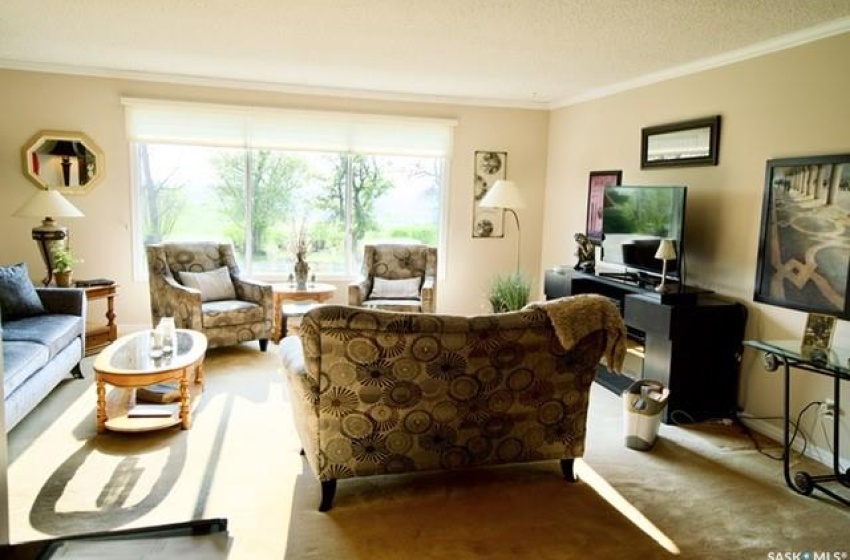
xmin=801 ymin=312 xmax=836 ymax=361
xmin=472 ymin=151 xmax=507 ymax=238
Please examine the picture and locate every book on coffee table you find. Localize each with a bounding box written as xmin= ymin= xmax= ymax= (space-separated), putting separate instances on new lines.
xmin=128 ymin=404 xmax=178 ymax=418
xmin=137 ymin=382 xmax=180 ymax=403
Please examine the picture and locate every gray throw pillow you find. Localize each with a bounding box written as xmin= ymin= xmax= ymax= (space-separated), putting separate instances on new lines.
xmin=178 ymin=266 xmax=237 ymax=302
xmin=0 ymin=262 xmax=46 ymax=322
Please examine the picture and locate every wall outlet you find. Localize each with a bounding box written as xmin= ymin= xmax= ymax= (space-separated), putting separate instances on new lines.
xmin=821 ymin=398 xmax=837 ymax=418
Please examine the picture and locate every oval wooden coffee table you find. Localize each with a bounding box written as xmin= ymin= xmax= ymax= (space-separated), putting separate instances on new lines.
xmin=93 ymin=329 xmax=207 ymax=433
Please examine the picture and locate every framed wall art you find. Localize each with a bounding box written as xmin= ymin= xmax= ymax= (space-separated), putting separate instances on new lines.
xmin=586 ymin=169 xmax=622 ymax=243
xmin=641 ymin=115 xmax=720 ymax=169
xmin=801 ymin=312 xmax=836 ymax=361
xmin=753 ymin=153 xmax=850 ymax=320
xmin=473 ymin=150 xmax=507 ymax=238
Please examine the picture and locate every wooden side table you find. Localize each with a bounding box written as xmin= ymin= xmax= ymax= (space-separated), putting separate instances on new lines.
xmin=81 ymin=283 xmax=118 ymax=356
xmin=272 ymin=282 xmax=337 ymax=341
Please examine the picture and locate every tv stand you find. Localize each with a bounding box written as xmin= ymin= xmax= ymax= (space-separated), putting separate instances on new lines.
xmin=544 ymin=268 xmax=748 ymax=424
xmin=596 ymin=270 xmax=672 ymax=292
xmin=597 ymin=271 xmax=642 ymax=284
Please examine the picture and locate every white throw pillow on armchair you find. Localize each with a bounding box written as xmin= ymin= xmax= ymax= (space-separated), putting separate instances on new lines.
xmin=178 ymin=267 xmax=237 ymax=302
xmin=369 ymin=277 xmax=422 ymax=299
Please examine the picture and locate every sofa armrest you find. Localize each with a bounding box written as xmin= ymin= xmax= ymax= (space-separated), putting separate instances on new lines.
xmin=279 ymin=335 xmax=306 ymax=376
xmin=232 ymin=277 xmax=273 ymax=309
xmin=232 ymin=276 xmax=272 ymax=305
xmin=233 ymin=278 xmax=273 ymax=338
xmin=420 ymin=275 xmax=436 ymax=313
xmin=348 ymin=279 xmax=370 ymax=306
xmin=36 ymin=288 xmax=86 ymax=317
xmin=279 ymin=333 xmax=321 ymax=475
xmin=161 ymin=276 xmax=204 ymax=330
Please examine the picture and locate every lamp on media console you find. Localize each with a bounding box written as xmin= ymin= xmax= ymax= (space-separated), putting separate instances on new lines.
xmin=479 ymin=179 xmax=526 ymax=271
xmin=12 ymin=189 xmax=84 ymax=286
xmin=654 ymin=239 xmax=677 ymax=294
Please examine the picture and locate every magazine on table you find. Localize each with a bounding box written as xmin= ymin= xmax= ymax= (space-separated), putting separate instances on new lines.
xmin=128 ymin=403 xmax=179 ymax=418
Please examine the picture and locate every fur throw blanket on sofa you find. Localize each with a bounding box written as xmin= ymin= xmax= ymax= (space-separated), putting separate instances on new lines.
xmin=525 ymin=294 xmax=627 ymax=373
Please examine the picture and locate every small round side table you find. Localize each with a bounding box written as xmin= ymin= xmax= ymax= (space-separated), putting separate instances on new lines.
xmin=272 ymin=282 xmax=337 ymax=341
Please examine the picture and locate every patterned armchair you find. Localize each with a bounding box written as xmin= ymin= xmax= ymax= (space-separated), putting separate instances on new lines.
xmin=146 ymin=242 xmax=273 ymax=351
xmin=279 ymin=295 xmax=627 ymax=510
xmin=348 ymin=244 xmax=437 ymax=313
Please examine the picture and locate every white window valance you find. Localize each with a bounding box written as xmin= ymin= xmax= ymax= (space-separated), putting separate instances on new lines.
xmin=121 ymin=97 xmax=457 ymax=157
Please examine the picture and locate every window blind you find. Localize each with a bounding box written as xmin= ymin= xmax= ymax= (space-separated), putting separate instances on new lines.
xmin=121 ymin=98 xmax=457 ymax=157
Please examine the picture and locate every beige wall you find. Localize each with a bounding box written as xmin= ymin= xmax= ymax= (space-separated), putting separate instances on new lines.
xmin=2 ymin=32 xmax=849 ymax=462
xmin=0 ymin=70 xmax=549 ymax=324
xmin=543 ymin=32 xmax=850 ymax=459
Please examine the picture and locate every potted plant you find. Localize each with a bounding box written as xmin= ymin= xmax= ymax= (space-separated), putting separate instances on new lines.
xmin=51 ymin=246 xmax=80 ymax=287
xmin=488 ymin=271 xmax=531 ymax=313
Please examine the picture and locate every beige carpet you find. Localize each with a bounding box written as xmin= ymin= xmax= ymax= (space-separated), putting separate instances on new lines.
xmin=7 ymin=345 xmax=850 ymax=559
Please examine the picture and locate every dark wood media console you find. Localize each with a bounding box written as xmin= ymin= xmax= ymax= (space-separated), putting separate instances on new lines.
xmin=544 ymin=268 xmax=747 ymax=424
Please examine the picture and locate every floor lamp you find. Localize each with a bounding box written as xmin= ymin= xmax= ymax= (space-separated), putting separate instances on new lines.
xmin=12 ymin=189 xmax=84 ymax=286
xmin=479 ymin=180 xmax=526 ymax=271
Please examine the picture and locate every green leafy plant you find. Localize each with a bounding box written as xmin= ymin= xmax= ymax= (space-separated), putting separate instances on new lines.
xmin=51 ymin=247 xmax=81 ymax=272
xmin=489 ymin=272 xmax=531 ymax=313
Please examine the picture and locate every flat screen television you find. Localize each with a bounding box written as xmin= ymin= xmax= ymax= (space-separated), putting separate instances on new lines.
xmin=599 ymin=185 xmax=687 ymax=281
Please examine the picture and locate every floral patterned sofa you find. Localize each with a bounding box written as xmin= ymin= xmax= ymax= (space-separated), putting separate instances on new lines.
xmin=279 ymin=294 xmax=627 ymax=510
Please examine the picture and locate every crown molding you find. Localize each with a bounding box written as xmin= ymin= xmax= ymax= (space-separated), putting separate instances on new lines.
xmin=0 ymin=60 xmax=549 ymax=111
xmin=550 ymin=17 xmax=850 ymax=109
xmin=2 ymin=17 xmax=847 ymax=113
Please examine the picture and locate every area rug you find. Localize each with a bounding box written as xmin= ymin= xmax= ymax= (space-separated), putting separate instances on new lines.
xmin=669 ymin=419 xmax=784 ymax=453
xmin=7 ymin=345 xmax=301 ymax=559
xmin=7 ymin=344 xmax=850 ymax=559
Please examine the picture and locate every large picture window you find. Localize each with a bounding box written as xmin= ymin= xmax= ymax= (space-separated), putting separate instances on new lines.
xmin=124 ymin=99 xmax=455 ymax=278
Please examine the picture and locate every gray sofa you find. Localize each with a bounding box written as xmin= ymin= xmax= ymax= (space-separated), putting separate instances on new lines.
xmin=2 ymin=287 xmax=86 ymax=433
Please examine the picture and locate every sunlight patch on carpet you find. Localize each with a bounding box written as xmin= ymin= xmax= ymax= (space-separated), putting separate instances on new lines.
xmin=575 ymin=459 xmax=680 ymax=555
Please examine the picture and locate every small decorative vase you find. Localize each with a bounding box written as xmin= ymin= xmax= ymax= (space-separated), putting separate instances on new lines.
xmin=150 ymin=329 xmax=164 ymax=359
xmin=158 ymin=317 xmax=177 ymax=355
xmin=294 ymin=253 xmax=310 ymax=291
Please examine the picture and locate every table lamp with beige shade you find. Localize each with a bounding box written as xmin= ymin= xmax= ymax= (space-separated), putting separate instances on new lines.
xmin=654 ymin=239 xmax=677 ymax=293
xmin=12 ymin=189 xmax=84 ymax=286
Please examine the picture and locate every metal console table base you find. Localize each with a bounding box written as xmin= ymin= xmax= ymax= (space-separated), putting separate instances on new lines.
xmin=746 ymin=340 xmax=850 ymax=508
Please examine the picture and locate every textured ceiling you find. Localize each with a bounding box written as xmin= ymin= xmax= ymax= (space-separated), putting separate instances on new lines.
xmin=2 ymin=0 xmax=850 ymax=107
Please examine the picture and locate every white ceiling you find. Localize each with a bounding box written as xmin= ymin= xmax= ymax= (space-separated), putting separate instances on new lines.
xmin=2 ymin=0 xmax=850 ymax=108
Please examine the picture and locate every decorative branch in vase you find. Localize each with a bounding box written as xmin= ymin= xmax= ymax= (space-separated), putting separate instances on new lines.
xmin=292 ymin=220 xmax=310 ymax=290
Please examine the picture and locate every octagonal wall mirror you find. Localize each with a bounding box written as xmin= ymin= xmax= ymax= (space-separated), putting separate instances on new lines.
xmin=21 ymin=130 xmax=105 ymax=194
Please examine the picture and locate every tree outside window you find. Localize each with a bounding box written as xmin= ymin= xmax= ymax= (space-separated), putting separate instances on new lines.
xmin=136 ymin=144 xmax=442 ymax=277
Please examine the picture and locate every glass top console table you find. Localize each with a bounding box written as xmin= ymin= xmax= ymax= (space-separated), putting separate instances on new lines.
xmin=744 ymin=339 xmax=850 ymax=507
